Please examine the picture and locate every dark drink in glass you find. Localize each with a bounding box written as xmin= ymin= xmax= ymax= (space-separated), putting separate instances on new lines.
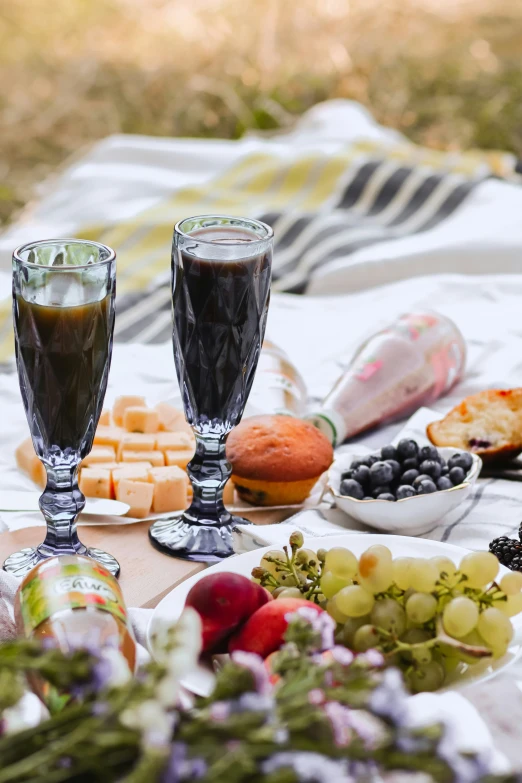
xmin=4 ymin=239 xmax=119 ymax=579
xmin=149 ymin=216 xmax=273 ymax=562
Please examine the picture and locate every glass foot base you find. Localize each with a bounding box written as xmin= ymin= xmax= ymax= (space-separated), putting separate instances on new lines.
xmin=3 ymin=546 xmax=120 ymax=580
xmin=148 ymin=515 xmax=250 ymax=563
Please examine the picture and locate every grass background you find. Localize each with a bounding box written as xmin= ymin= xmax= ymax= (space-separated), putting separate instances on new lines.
xmin=1 ymin=0 xmax=522 ymax=228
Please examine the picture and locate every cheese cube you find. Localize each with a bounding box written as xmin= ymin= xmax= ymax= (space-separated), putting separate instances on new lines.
xmin=90 ymin=462 xmax=119 ymax=471
xmin=117 ymin=479 xmax=154 ymax=519
xmin=79 ymin=468 xmax=112 ymax=499
xmin=99 ymin=409 xmax=111 ymax=426
xmin=82 ymin=446 xmax=116 ymax=466
xmin=148 ymin=466 xmax=188 ymax=513
xmin=112 ymin=396 xmax=146 ymax=426
xmin=118 ymin=433 xmax=156 ymax=457
xmin=155 ymin=402 xmax=185 ymax=432
xmin=123 ymin=406 xmax=160 ymax=434
xmin=223 ymin=480 xmax=235 ymax=506
xmin=121 ymin=450 xmax=164 ymax=466
xmin=114 ymin=458 xmax=152 ymax=470
xmin=164 ymin=450 xmax=191 ymax=470
xmin=112 ymin=465 xmax=150 ymax=493
xmin=155 ymin=432 xmax=194 ymax=454
xmin=15 ymin=438 xmax=46 ymax=488
xmin=94 ymin=426 xmax=125 ymax=451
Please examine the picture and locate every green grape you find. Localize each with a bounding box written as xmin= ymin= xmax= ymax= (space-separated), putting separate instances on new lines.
xmin=490 ymin=640 xmax=510 ymax=659
xmin=477 ymin=607 xmax=514 ymax=650
xmin=260 ymin=550 xmax=286 ymax=577
xmin=459 ymin=551 xmax=499 ymax=589
xmin=370 ymin=598 xmax=406 ymax=636
xmin=411 ymin=646 xmax=432 ymax=665
xmin=296 ymin=548 xmax=320 ymax=572
xmin=407 ymin=661 xmax=445 ymax=693
xmin=497 ymin=593 xmax=522 ymax=618
xmin=353 ymin=624 xmax=381 ymax=652
xmin=327 ymin=597 xmax=349 ymax=624
xmin=431 ymin=556 xmax=457 ymax=580
xmin=320 ymin=570 xmax=352 ymax=600
xmin=272 ymin=587 xmax=286 ymax=598
xmin=340 ymin=616 xmax=370 ymax=647
xmin=365 ymin=544 xmax=392 ymax=562
xmin=440 ymin=649 xmax=461 ymax=676
xmin=392 ymin=557 xmax=415 ymax=590
xmin=500 ymin=571 xmax=522 ymax=596
xmin=408 ymin=559 xmax=439 ymax=593
xmin=401 ymin=628 xmax=432 ymax=645
xmin=443 ymin=596 xmax=479 ymax=638
xmin=277 ymin=572 xmax=298 ymax=587
xmin=278 ymin=587 xmax=304 ymax=600
xmin=358 ymin=549 xmax=393 ymax=593
xmin=335 ymin=584 xmax=375 ymax=617
xmin=406 ymin=592 xmax=438 ymax=624
xmin=324 ymin=547 xmax=358 ymax=580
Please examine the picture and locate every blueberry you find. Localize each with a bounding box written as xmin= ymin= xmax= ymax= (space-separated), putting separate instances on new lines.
xmin=413 ymin=474 xmax=432 ymax=489
xmin=441 ymin=465 xmax=449 ymax=476
xmin=416 ymin=479 xmax=437 ymax=495
xmin=401 ymin=468 xmax=419 ymax=485
xmin=386 ymin=459 xmax=401 ymax=479
xmin=369 ymin=461 xmax=394 ymax=486
xmin=340 ymin=478 xmax=365 ymax=499
xmin=397 ymin=439 xmax=419 ymax=461
xmin=402 ymin=457 xmax=419 ymax=471
xmin=368 ymin=454 xmax=381 ymax=466
xmin=362 ymin=496 xmax=373 ymax=501
xmin=381 ymin=444 xmax=397 ymax=461
xmin=341 ymin=469 xmax=354 ymax=481
xmin=419 ymin=460 xmax=442 ymax=481
xmin=419 ymin=445 xmax=441 ymax=463
xmin=350 ymin=458 xmax=371 ymax=470
xmin=396 ymin=485 xmax=416 ymax=499
xmin=377 ymin=493 xmax=396 ymax=502
xmin=448 ymin=452 xmax=473 ymax=472
xmin=437 ymin=476 xmax=453 ymax=491
xmin=372 ymin=485 xmax=391 ymax=498
xmin=449 ymin=466 xmax=466 ymax=486
xmin=352 ymin=465 xmax=371 ymax=486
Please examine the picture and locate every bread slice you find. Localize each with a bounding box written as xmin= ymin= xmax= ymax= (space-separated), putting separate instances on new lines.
xmin=427 ymin=389 xmax=522 ymax=463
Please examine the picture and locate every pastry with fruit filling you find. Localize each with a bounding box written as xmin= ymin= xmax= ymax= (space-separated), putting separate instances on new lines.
xmin=427 ymin=388 xmax=522 ymax=462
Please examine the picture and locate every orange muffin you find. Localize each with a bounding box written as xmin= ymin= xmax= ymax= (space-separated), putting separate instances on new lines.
xmin=226 ymin=415 xmax=334 ymax=506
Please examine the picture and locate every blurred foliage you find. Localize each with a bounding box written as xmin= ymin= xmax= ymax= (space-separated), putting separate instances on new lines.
xmin=1 ymin=0 xmax=522 ymax=227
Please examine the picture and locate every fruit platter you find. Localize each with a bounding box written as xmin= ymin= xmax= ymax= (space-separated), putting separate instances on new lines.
xmin=149 ymin=532 xmax=522 ymax=696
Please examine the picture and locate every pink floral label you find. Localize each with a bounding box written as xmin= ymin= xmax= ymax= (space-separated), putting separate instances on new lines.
xmin=396 ymin=313 xmax=439 ymax=341
xmin=354 ymin=358 xmax=383 ymax=381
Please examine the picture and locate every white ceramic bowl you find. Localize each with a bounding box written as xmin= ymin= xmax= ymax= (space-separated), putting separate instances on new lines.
xmin=328 ymin=447 xmax=482 ymax=536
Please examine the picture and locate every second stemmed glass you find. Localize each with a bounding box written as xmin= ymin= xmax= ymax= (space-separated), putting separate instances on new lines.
xmin=3 ymin=239 xmax=119 ymax=579
xmin=149 ymin=215 xmax=273 ymax=562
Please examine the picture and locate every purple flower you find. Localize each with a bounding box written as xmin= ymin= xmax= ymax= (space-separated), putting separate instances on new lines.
xmin=308 ymin=689 xmax=325 ymax=705
xmin=330 ymin=646 xmax=354 ymax=666
xmin=359 ymin=649 xmax=385 ymax=668
xmin=231 ymin=651 xmax=271 ymax=694
xmin=345 ymin=710 xmax=384 ymax=750
xmin=57 ymin=757 xmax=72 ymax=769
xmin=324 ymin=701 xmax=353 ymax=747
xmin=369 ymin=668 xmax=408 ymax=724
xmin=285 ymin=607 xmax=335 ymax=651
xmin=262 ymin=752 xmax=354 ymax=782
xmin=162 ymin=742 xmax=206 ymax=783
xmin=209 ymin=702 xmax=231 ymax=722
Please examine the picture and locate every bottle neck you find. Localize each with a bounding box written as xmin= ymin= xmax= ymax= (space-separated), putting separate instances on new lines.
xmin=305 ymin=410 xmax=346 ymax=448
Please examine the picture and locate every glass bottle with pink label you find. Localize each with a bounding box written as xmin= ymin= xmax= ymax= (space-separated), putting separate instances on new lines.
xmin=307 ymin=311 xmax=466 ymax=446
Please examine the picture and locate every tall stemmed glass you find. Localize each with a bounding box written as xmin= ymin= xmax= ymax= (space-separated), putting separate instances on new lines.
xmin=3 ymin=239 xmax=120 ymax=578
xmin=149 ymin=216 xmax=273 ymax=562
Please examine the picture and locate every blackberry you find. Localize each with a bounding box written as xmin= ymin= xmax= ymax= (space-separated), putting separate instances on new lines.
xmin=490 ymin=536 xmax=522 ymax=571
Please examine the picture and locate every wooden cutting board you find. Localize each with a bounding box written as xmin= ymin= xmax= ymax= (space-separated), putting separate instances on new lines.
xmin=0 ymin=508 xmax=291 ymax=608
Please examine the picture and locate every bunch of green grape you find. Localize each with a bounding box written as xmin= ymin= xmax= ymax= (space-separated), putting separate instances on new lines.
xmin=253 ymin=535 xmax=522 ymax=693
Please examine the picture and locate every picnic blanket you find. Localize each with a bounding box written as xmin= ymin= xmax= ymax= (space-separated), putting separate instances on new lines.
xmin=1 ymin=99 xmax=522 ymax=361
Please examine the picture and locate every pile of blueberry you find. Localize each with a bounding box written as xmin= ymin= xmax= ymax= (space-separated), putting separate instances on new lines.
xmin=339 ymin=440 xmax=474 ymax=502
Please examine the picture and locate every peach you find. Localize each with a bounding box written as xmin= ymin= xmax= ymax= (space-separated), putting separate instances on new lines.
xmin=185 ymin=572 xmax=271 ymax=652
xmin=228 ymin=598 xmax=324 ymax=658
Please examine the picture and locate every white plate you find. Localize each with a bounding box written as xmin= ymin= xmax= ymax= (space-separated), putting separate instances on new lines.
xmin=147 ymin=533 xmax=522 ymax=695
xmin=0 ymin=491 xmax=130 ymax=517
xmin=328 ymin=448 xmax=482 ymax=536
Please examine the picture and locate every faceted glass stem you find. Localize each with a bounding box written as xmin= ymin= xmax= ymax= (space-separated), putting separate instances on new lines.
xmin=183 ymin=432 xmax=233 ymax=528
xmin=37 ymin=463 xmax=87 ymax=558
